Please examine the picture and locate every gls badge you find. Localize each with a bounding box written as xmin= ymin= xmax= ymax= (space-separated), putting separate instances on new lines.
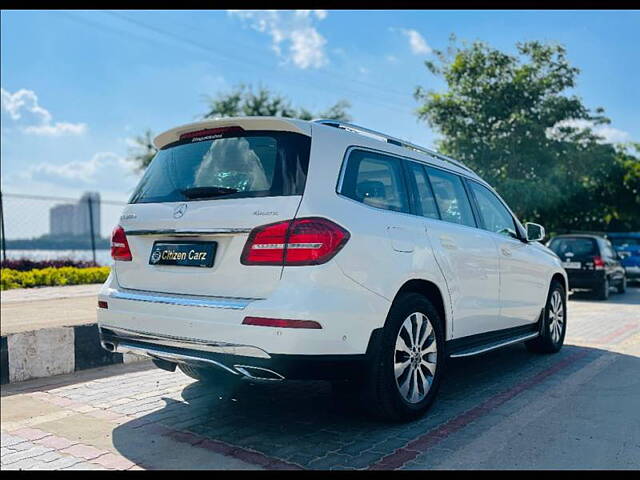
xmin=173 ymin=203 xmax=188 ymax=219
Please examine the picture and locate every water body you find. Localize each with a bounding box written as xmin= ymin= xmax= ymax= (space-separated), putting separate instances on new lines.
xmin=3 ymin=249 xmax=113 ymax=266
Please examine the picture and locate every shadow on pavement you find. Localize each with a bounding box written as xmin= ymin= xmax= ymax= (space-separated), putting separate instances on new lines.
xmin=110 ymin=342 xmax=640 ymax=469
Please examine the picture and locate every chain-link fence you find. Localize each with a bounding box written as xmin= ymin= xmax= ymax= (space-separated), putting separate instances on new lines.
xmin=0 ymin=192 xmax=127 ymax=266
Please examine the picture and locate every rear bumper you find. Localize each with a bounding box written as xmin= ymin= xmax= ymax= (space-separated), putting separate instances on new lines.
xmin=99 ymin=325 xmax=373 ymax=381
xmin=97 ymin=264 xmax=390 ymax=359
xmin=566 ymin=270 xmax=604 ymax=290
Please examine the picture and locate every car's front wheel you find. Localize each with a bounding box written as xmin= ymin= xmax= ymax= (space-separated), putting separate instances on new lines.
xmin=526 ymin=280 xmax=567 ymax=354
xmin=362 ymin=293 xmax=445 ymax=421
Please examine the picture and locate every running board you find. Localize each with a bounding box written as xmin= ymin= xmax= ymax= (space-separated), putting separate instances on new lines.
xmin=448 ymin=331 xmax=539 ymax=358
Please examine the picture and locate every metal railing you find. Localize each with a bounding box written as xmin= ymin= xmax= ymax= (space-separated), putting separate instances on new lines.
xmin=0 ymin=191 xmax=128 ymax=266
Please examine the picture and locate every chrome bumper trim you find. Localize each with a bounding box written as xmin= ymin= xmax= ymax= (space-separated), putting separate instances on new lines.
xmin=100 ymin=325 xmax=271 ymax=359
xmin=113 ymin=342 xmax=240 ymax=376
xmin=108 ymin=288 xmax=254 ymax=310
xmin=125 ymin=228 xmax=251 ymax=236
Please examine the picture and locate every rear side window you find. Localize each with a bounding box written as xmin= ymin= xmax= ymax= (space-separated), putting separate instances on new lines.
xmin=340 ymin=150 xmax=410 ymax=214
xmin=407 ymin=162 xmax=440 ymax=220
xmin=468 ymin=181 xmax=517 ymax=238
xmin=426 ymin=168 xmax=476 ymax=227
xmin=549 ymin=238 xmax=598 ymax=257
xmin=129 ymin=131 xmax=310 ymax=204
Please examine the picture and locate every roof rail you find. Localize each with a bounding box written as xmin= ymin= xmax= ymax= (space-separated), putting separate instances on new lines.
xmin=313 ymin=119 xmax=475 ymax=175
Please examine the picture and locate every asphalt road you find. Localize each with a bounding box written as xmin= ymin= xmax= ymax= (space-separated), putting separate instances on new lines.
xmin=2 ymin=287 xmax=639 ymax=470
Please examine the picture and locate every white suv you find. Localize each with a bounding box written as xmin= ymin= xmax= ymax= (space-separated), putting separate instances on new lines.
xmin=98 ymin=117 xmax=568 ymax=420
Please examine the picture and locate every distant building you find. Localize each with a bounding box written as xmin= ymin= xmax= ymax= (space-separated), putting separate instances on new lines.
xmin=49 ymin=192 xmax=101 ymax=237
xmin=49 ymin=204 xmax=75 ymax=236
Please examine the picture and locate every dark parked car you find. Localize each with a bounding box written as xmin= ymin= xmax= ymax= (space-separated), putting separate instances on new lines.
xmin=547 ymin=234 xmax=626 ymax=300
xmin=606 ymin=232 xmax=640 ymax=284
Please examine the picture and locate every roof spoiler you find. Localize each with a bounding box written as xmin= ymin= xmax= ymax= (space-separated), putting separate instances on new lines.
xmin=153 ymin=116 xmax=312 ymax=149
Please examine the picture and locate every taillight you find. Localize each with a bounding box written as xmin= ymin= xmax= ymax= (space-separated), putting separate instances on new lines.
xmin=593 ymin=256 xmax=605 ymax=270
xmin=241 ymin=217 xmax=350 ymax=266
xmin=111 ymin=225 xmax=132 ymax=261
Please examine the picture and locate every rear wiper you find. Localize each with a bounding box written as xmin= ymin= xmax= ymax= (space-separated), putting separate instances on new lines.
xmin=180 ymin=186 xmax=239 ymax=199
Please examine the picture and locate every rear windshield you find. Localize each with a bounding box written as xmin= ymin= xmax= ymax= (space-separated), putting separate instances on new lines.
xmin=129 ymin=131 xmax=311 ymax=204
xmin=548 ymin=237 xmax=598 ymax=257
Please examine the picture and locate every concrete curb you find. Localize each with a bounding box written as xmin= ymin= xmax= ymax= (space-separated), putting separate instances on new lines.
xmin=0 ymin=323 xmax=144 ymax=385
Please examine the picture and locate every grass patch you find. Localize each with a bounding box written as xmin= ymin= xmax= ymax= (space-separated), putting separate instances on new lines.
xmin=1 ymin=266 xmax=110 ymax=291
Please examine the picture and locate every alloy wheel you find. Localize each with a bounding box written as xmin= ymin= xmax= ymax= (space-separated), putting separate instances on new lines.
xmin=549 ymin=290 xmax=565 ymax=344
xmin=394 ymin=312 xmax=438 ymax=403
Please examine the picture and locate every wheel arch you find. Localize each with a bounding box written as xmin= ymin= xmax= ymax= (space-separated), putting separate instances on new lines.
xmin=552 ymin=272 xmax=567 ymax=293
xmin=390 ymin=279 xmax=449 ymax=339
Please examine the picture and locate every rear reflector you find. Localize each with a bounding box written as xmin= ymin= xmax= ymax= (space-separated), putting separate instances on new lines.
xmin=98 ymin=301 xmax=108 ymax=309
xmin=111 ymin=225 xmax=132 ymax=261
xmin=179 ymin=126 xmax=244 ymax=141
xmin=241 ymin=217 xmax=350 ymax=266
xmin=242 ymin=316 xmax=322 ymax=329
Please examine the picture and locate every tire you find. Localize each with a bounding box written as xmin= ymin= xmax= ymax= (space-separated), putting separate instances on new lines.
xmin=526 ymin=280 xmax=566 ymax=354
xmin=595 ymin=277 xmax=610 ymax=300
xmin=617 ymin=277 xmax=627 ymax=294
xmin=178 ymin=363 xmax=241 ymax=386
xmin=361 ymin=292 xmax=446 ymax=422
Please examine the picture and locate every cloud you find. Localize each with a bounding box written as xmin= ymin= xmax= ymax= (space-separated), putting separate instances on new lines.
xmin=25 ymin=152 xmax=138 ymax=190
xmin=1 ymin=88 xmax=87 ymax=136
xmin=398 ymin=29 xmax=432 ymax=55
xmin=228 ymin=10 xmax=329 ymax=69
xmin=546 ymin=118 xmax=631 ymax=144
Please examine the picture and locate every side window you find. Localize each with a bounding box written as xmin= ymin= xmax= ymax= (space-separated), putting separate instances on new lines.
xmin=468 ymin=181 xmax=518 ymax=238
xmin=426 ymin=167 xmax=476 ymax=227
xmin=407 ymin=162 xmax=440 ymax=220
xmin=340 ymin=150 xmax=410 ymax=214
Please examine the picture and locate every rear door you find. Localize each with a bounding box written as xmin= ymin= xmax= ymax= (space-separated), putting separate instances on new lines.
xmin=115 ymin=128 xmax=311 ymax=299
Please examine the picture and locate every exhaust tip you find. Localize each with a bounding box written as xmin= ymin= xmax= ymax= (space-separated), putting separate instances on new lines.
xmin=234 ymin=365 xmax=284 ymax=381
xmin=102 ymin=341 xmax=116 ymax=352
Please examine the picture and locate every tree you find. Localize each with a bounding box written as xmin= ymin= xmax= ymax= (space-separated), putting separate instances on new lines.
xmin=203 ymin=84 xmax=351 ymax=121
xmin=128 ymin=85 xmax=352 ymax=171
xmin=127 ymin=129 xmax=157 ymax=172
xmin=414 ymin=38 xmax=639 ymax=232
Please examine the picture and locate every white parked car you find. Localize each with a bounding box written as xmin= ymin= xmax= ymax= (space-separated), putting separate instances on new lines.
xmin=98 ymin=117 xmax=568 ymax=421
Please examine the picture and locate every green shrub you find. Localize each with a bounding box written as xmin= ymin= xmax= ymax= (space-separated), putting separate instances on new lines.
xmin=0 ymin=266 xmax=110 ymax=290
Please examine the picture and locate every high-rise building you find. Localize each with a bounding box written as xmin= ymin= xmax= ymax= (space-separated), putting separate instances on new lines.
xmin=49 ymin=204 xmax=75 ymax=236
xmin=49 ymin=192 xmax=101 ymax=237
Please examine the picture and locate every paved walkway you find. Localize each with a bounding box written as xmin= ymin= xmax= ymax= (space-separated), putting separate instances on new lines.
xmin=1 ymin=288 xmax=639 ymax=470
xmin=1 ymin=285 xmax=101 ymax=335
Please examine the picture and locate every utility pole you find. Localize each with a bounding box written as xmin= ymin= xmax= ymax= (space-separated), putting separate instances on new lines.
xmin=87 ymin=195 xmax=97 ymax=265
xmin=0 ymin=190 xmax=6 ymax=263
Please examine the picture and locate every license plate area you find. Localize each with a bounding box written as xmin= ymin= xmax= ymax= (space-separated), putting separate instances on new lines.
xmin=149 ymin=241 xmax=216 ymax=268
xmin=562 ymin=261 xmax=581 ymax=269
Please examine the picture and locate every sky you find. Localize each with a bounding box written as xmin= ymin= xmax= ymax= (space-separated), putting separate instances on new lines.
xmin=1 ymin=10 xmax=639 ymax=233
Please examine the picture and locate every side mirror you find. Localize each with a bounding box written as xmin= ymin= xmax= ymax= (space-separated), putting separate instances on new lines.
xmin=525 ymin=222 xmax=545 ymax=242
